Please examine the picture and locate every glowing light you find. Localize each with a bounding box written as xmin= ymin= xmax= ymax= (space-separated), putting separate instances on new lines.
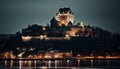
xmin=79 ymin=21 xmax=84 ymax=27
xmin=16 ymin=47 xmax=20 ymax=50
xmin=41 ymin=66 xmax=47 ymax=69
xmin=4 ymin=60 xmax=7 ymax=66
xmin=28 ymin=60 xmax=32 ymax=67
xmin=10 ymin=60 xmax=13 ymax=67
xmin=48 ymin=60 xmax=51 ymax=68
xmin=77 ymin=54 xmax=80 ymax=57
xmin=78 ymin=59 xmax=80 ymax=67
xmin=42 ymin=27 xmax=46 ymax=31
xmin=29 ymin=47 xmax=36 ymax=51
xmin=40 ymin=35 xmax=47 ymax=40
xmin=22 ymin=36 xmax=32 ymax=42
xmin=106 ymin=56 xmax=120 ymax=59
xmin=19 ymin=60 xmax=23 ymax=69
xmin=55 ymin=55 xmax=58 ymax=58
xmin=67 ymin=60 xmax=70 ymax=63
xmin=84 ymin=56 xmax=94 ymax=59
xmin=48 ymin=56 xmax=51 ymax=58
xmin=90 ymin=59 xmax=93 ymax=66
xmin=17 ymin=52 xmax=25 ymax=58
xmin=44 ymin=55 xmax=51 ymax=58
xmin=97 ymin=56 xmax=104 ymax=59
xmin=3 ymin=51 xmax=15 ymax=58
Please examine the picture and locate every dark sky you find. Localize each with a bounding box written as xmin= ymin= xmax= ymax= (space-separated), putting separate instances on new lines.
xmin=0 ymin=0 xmax=120 ymax=34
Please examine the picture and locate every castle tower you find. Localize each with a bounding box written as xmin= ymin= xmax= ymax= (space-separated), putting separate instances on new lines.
xmin=79 ymin=21 xmax=84 ymax=28
xmin=56 ymin=8 xmax=74 ymax=26
xmin=50 ymin=17 xmax=57 ymax=27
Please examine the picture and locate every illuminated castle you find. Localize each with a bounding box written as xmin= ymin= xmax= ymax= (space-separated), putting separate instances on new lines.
xmin=50 ymin=8 xmax=74 ymax=27
xmin=56 ymin=8 xmax=74 ymax=26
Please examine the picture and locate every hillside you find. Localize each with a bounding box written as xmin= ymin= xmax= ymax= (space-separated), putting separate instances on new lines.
xmin=0 ymin=24 xmax=120 ymax=56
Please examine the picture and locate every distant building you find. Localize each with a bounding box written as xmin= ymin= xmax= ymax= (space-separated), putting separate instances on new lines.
xmin=36 ymin=50 xmax=72 ymax=58
xmin=1 ymin=51 xmax=16 ymax=58
xmin=56 ymin=8 xmax=74 ymax=26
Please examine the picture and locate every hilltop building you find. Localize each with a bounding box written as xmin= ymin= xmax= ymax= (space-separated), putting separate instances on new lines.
xmin=56 ymin=8 xmax=74 ymax=26
xmin=50 ymin=8 xmax=74 ymax=27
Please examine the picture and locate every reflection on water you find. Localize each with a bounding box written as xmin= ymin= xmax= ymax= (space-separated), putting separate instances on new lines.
xmin=10 ymin=60 xmax=13 ymax=67
xmin=78 ymin=59 xmax=80 ymax=67
xmin=34 ymin=60 xmax=36 ymax=69
xmin=0 ymin=59 xmax=120 ymax=69
xmin=90 ymin=59 xmax=93 ymax=66
xmin=4 ymin=60 xmax=7 ymax=67
xmin=48 ymin=60 xmax=51 ymax=68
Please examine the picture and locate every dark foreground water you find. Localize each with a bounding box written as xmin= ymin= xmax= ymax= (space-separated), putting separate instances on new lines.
xmin=0 ymin=59 xmax=120 ymax=69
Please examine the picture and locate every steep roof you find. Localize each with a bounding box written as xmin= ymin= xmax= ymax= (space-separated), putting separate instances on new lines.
xmin=59 ymin=7 xmax=72 ymax=14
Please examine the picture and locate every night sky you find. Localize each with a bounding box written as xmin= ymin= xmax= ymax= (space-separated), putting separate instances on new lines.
xmin=0 ymin=0 xmax=120 ymax=34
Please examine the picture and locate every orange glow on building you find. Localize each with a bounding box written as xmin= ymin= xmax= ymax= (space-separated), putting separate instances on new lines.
xmin=36 ymin=50 xmax=72 ymax=59
xmin=56 ymin=8 xmax=74 ymax=26
xmin=2 ymin=51 xmax=16 ymax=58
xmin=21 ymin=36 xmax=32 ymax=42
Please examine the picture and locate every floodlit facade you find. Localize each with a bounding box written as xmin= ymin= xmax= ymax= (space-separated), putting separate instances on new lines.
xmin=1 ymin=51 xmax=16 ymax=58
xmin=56 ymin=8 xmax=74 ymax=26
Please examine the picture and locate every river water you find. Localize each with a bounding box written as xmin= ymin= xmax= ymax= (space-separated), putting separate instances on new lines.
xmin=0 ymin=59 xmax=120 ymax=69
